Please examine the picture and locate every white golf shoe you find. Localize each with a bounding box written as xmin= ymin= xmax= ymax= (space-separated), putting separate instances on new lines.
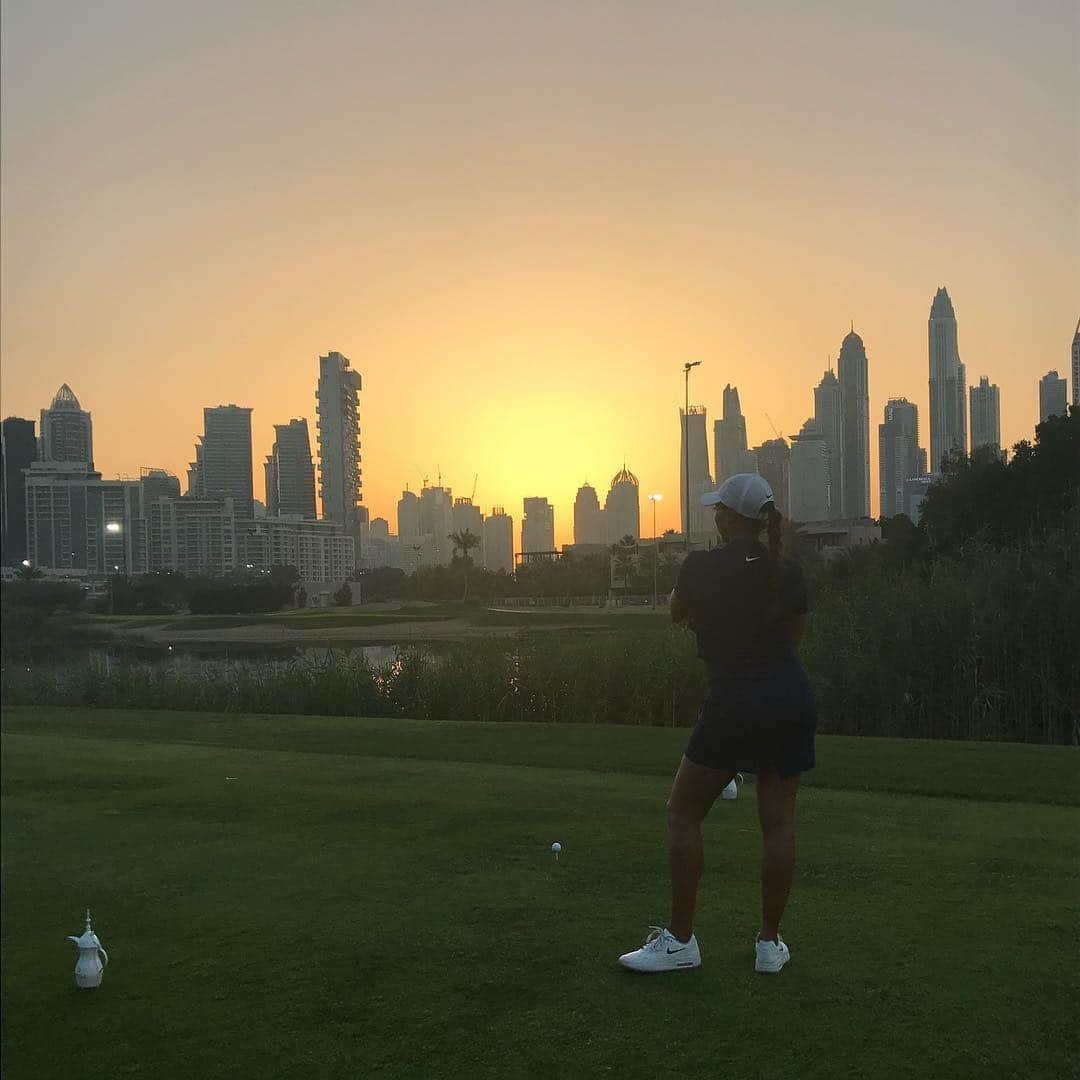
xmin=754 ymin=935 xmax=791 ymax=973
xmin=618 ymin=927 xmax=701 ymax=972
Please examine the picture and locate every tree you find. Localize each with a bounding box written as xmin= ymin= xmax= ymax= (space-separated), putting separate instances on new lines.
xmin=449 ymin=529 xmax=481 ymax=602
xmin=332 ymin=583 xmax=353 ymax=607
xmin=611 ymin=535 xmax=637 ymax=594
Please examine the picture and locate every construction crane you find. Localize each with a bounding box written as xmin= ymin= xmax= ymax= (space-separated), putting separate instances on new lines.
xmin=764 ymin=413 xmax=782 ymax=440
xmin=471 ymin=474 xmax=478 ymax=502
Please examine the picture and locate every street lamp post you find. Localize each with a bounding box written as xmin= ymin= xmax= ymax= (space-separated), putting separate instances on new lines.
xmin=648 ymin=493 xmax=662 ymax=607
xmin=683 ymin=361 xmax=702 ymax=551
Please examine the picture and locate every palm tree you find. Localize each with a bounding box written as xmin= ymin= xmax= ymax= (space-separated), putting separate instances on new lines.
xmin=449 ymin=529 xmax=481 ymax=602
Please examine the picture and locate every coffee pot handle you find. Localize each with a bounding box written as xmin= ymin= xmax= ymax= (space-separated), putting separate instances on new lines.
xmin=98 ymin=946 xmax=109 ymax=967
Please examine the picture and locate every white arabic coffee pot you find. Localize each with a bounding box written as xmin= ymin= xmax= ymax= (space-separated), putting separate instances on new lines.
xmin=68 ymin=910 xmax=108 ymax=989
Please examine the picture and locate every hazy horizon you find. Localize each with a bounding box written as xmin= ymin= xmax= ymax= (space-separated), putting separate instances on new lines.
xmin=2 ymin=1 xmax=1076 ymax=542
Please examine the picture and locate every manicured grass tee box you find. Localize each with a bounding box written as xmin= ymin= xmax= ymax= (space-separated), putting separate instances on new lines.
xmin=2 ymin=707 xmax=1078 ymax=1080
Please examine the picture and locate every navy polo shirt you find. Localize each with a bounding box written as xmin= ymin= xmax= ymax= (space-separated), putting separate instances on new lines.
xmin=674 ymin=538 xmax=809 ymax=666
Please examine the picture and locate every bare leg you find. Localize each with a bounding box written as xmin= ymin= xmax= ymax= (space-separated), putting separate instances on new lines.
xmin=666 ymin=756 xmax=735 ymax=943
xmin=756 ymin=771 xmax=800 ymax=942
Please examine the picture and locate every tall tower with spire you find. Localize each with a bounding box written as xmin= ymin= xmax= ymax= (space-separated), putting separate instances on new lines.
xmin=928 ymin=287 xmax=967 ymax=471
xmin=838 ymin=329 xmax=870 ymax=518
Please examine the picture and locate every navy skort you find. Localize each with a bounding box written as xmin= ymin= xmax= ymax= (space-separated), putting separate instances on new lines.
xmin=684 ymin=651 xmax=817 ymax=778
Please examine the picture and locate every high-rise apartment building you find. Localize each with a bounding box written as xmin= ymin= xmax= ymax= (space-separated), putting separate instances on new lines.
xmin=928 ymin=287 xmax=967 ymax=471
xmin=188 ymin=405 xmax=254 ymax=522
xmin=483 ymin=507 xmax=514 ymax=574
xmin=25 ymin=463 xmax=145 ymax=574
xmin=316 ymin=351 xmax=363 ymax=526
xmin=243 ymin=517 xmax=355 ymax=583
xmin=39 ymin=384 xmax=93 ymax=467
xmin=813 ymin=368 xmax=843 ymax=519
xmin=604 ymin=466 xmax=640 ymax=543
xmin=1039 ymin=370 xmax=1068 ymax=423
xmin=573 ymin=483 xmax=606 ymax=546
xmin=838 ymin=329 xmax=871 ymax=518
xmin=265 ymin=419 xmax=316 ymax=519
xmin=754 ymin=439 xmax=790 ymax=517
xmin=451 ymin=497 xmax=483 ymax=545
xmin=789 ymin=420 xmax=829 ymax=523
xmin=141 ymin=468 xmax=181 ymax=503
xmin=680 ymin=406 xmax=712 ymax=537
xmin=713 ymin=385 xmax=753 ymax=484
xmin=969 ymin=377 xmax=1002 ymax=456
xmin=1 ymin=417 xmax=37 ymax=565
xmin=397 ymin=489 xmax=420 ymax=542
xmin=418 ymin=485 xmax=454 ymax=565
xmin=878 ymin=399 xmax=924 ymax=519
xmin=146 ymin=496 xmax=236 ymax=575
xmin=522 ymin=497 xmax=555 ymax=555
xmin=1072 ymin=319 xmax=1079 ymax=407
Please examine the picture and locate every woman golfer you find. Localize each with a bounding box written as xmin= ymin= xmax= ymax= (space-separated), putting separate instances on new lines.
xmin=619 ymin=473 xmax=816 ymax=974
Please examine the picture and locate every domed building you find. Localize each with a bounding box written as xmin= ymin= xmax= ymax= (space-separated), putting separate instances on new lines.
xmin=604 ymin=464 xmax=640 ymax=543
xmin=39 ymin=384 xmax=93 ymax=468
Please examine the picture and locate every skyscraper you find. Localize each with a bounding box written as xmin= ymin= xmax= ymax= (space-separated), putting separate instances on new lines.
xmin=928 ymin=287 xmax=967 ymax=472
xmin=789 ymin=420 xmax=829 ymax=523
xmin=878 ymin=399 xmax=924 ymax=519
xmin=969 ymin=377 xmax=1002 ymax=455
xmin=754 ymin=438 xmax=790 ymax=517
xmin=418 ymin=485 xmax=454 ymax=565
xmin=397 ymin=489 xmax=420 ymax=542
xmin=451 ymin=497 xmax=483 ymax=542
xmin=1072 ymin=319 xmax=1080 ymax=407
xmin=141 ymin=468 xmax=181 ymax=502
xmin=189 ymin=405 xmax=254 ymax=522
xmin=813 ymin=368 xmax=843 ymax=519
xmin=24 ymin=463 xmax=145 ymax=574
xmin=604 ymin=466 xmax=640 ymax=542
xmin=1 ymin=417 xmax=37 ymax=565
xmin=713 ymin=385 xmax=752 ymax=485
xmin=482 ymin=507 xmax=514 ymax=574
xmin=266 ymin=419 xmax=316 ymax=519
xmin=680 ymin=406 xmax=712 ymax=537
xmin=1039 ymin=370 xmax=1067 ymax=423
xmin=522 ymin=497 xmax=555 ymax=555
xmin=573 ymin=483 xmax=606 ymax=546
xmin=39 ymin=384 xmax=93 ymax=467
xmin=316 ymin=351 xmax=363 ymax=526
xmin=838 ymin=329 xmax=871 ymax=518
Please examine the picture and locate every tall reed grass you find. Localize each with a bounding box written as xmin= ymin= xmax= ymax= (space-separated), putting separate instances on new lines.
xmin=5 ymin=535 xmax=1076 ymax=744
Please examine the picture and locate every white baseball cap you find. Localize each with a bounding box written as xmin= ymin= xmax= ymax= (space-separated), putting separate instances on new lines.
xmin=700 ymin=473 xmax=775 ymax=519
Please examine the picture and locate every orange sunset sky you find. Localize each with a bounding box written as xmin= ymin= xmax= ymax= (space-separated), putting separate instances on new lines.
xmin=2 ymin=1 xmax=1076 ymax=544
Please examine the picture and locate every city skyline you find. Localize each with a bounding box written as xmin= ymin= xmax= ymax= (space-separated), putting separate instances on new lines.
xmin=4 ymin=311 xmax=1076 ymax=556
xmin=2 ymin=3 xmax=1076 ymax=544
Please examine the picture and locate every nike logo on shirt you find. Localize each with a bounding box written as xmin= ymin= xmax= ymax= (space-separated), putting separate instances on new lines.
xmin=745 ymin=555 xmax=762 ymax=563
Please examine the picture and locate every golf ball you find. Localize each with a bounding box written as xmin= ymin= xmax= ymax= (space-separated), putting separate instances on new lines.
xmin=551 ymin=842 xmax=562 ymax=854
